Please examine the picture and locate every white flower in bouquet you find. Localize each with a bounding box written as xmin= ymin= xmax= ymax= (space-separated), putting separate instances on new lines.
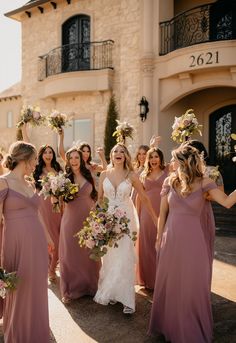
xmin=47 ymin=109 xmax=71 ymax=131
xmin=171 ymin=109 xmax=202 ymax=143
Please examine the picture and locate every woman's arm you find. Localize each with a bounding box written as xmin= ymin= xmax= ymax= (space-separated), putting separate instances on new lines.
xmin=155 ymin=194 xmax=169 ymax=249
xmin=208 ymin=187 xmax=236 ymax=208
xmin=57 ymin=128 xmax=66 ymax=162
xmin=92 ymin=147 xmax=107 ymax=173
xmin=97 ymin=171 xmax=106 ymax=206
xmin=21 ymin=123 xmax=30 ymax=143
xmin=130 ymin=172 xmax=158 ymax=225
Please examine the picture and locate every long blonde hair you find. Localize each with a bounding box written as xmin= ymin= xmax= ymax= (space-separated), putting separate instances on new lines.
xmin=109 ymin=143 xmax=133 ymax=173
xmin=169 ymin=143 xmax=204 ymax=196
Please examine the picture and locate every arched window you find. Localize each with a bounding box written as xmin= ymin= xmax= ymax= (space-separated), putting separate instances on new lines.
xmin=62 ymin=15 xmax=90 ymax=72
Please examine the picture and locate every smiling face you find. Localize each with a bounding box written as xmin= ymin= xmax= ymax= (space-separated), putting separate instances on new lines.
xmin=42 ymin=147 xmax=53 ymax=165
xmin=137 ymin=148 xmax=147 ymax=166
xmin=81 ymin=146 xmax=91 ymax=163
xmin=149 ymin=151 xmax=161 ymax=170
xmin=111 ymin=145 xmax=126 ymax=166
xmin=69 ymin=150 xmax=81 ymax=172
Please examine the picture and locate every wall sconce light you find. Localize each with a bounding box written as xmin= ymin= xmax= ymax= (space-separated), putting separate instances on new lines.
xmin=139 ymin=96 xmax=149 ymax=122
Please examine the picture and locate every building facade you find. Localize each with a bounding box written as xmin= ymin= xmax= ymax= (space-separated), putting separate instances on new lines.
xmin=1 ymin=0 xmax=236 ymax=190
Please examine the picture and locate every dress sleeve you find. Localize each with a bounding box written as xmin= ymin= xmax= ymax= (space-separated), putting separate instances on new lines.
xmin=202 ymin=181 xmax=217 ymax=193
xmin=160 ymin=184 xmax=170 ymax=197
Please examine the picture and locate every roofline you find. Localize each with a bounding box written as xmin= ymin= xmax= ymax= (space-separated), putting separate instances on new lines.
xmin=5 ymin=0 xmax=51 ymax=20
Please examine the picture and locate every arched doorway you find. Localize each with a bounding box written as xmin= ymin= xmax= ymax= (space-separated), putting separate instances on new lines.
xmin=209 ymin=105 xmax=236 ymax=192
xmin=62 ymin=15 xmax=90 ymax=72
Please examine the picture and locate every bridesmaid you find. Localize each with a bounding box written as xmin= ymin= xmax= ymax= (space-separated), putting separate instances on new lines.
xmin=189 ymin=139 xmax=224 ymax=284
xmin=131 ymin=145 xmax=149 ymax=204
xmin=59 ymin=147 xmax=100 ymax=304
xmin=0 ymin=141 xmax=49 ymax=343
xmin=149 ymin=143 xmax=236 ymax=343
xmin=137 ymin=147 xmax=167 ymax=290
xmin=58 ymin=128 xmax=107 ymax=176
xmin=33 ymin=145 xmax=63 ymax=282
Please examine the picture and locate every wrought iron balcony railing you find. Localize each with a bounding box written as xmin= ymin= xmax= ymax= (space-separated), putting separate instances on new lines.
xmin=159 ymin=2 xmax=236 ymax=55
xmin=38 ymin=40 xmax=114 ymax=80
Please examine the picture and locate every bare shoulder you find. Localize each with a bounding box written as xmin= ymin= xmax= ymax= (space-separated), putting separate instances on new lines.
xmin=129 ymin=171 xmax=138 ymax=182
xmin=163 ymin=176 xmax=170 ymax=186
xmin=99 ymin=170 xmax=107 ymax=181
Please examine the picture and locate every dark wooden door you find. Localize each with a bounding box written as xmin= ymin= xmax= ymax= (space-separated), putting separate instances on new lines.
xmin=209 ymin=105 xmax=236 ymax=192
xmin=62 ymin=15 xmax=90 ymax=72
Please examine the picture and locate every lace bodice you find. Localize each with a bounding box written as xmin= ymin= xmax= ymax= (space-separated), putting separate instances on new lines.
xmin=103 ymin=177 xmax=132 ymax=205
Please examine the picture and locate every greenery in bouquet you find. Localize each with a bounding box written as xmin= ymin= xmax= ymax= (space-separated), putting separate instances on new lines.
xmin=39 ymin=172 xmax=79 ymax=212
xmin=205 ymin=166 xmax=221 ymax=182
xmin=112 ymin=120 xmax=135 ymax=144
xmin=16 ymin=105 xmax=45 ymax=128
xmin=76 ymin=198 xmax=137 ymax=261
xmin=171 ymin=109 xmax=202 ymax=143
xmin=0 ymin=267 xmax=18 ymax=298
xmin=47 ymin=110 xmax=70 ymax=131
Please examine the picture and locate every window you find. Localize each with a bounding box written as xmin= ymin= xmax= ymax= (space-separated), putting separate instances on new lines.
xmin=7 ymin=111 xmax=13 ymax=128
xmin=62 ymin=15 xmax=90 ymax=72
xmin=63 ymin=119 xmax=93 ymax=151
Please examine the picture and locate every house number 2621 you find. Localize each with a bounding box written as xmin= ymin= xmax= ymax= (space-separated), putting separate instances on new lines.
xmin=189 ymin=51 xmax=219 ymax=67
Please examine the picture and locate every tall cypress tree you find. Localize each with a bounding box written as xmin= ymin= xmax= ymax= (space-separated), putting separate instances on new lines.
xmin=104 ymin=95 xmax=119 ymax=161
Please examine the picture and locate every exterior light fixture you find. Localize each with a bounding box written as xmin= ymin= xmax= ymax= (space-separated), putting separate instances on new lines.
xmin=139 ymin=96 xmax=149 ymax=122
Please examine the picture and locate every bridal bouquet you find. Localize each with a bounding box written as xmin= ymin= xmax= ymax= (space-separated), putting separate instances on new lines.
xmin=16 ymin=105 xmax=45 ymax=128
xmin=0 ymin=268 xmax=18 ymax=298
xmin=113 ymin=120 xmax=135 ymax=144
xmin=171 ymin=109 xmax=202 ymax=143
xmin=39 ymin=172 xmax=79 ymax=212
xmin=47 ymin=110 xmax=70 ymax=131
xmin=76 ymin=199 xmax=137 ymax=261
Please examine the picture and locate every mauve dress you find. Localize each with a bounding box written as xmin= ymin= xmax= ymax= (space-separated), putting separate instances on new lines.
xmin=59 ymin=182 xmax=100 ymax=300
xmin=39 ymin=195 xmax=61 ymax=274
xmin=137 ymin=172 xmax=166 ymax=289
xmin=148 ymin=181 xmax=217 ymax=343
xmin=0 ymin=186 xmax=49 ymax=343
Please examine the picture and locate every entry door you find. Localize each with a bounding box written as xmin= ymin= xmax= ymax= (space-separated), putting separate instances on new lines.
xmin=62 ymin=15 xmax=90 ymax=72
xmin=209 ymin=105 xmax=236 ymax=192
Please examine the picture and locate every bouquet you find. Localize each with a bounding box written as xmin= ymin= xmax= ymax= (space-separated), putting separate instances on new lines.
xmin=39 ymin=172 xmax=79 ymax=212
xmin=16 ymin=105 xmax=45 ymax=128
xmin=47 ymin=110 xmax=70 ymax=131
xmin=76 ymin=199 xmax=137 ymax=261
xmin=171 ymin=109 xmax=202 ymax=143
xmin=112 ymin=120 xmax=134 ymax=144
xmin=0 ymin=268 xmax=18 ymax=298
xmin=205 ymin=166 xmax=220 ymax=182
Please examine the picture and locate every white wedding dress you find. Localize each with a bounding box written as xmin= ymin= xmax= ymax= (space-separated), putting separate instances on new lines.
xmin=94 ymin=177 xmax=139 ymax=311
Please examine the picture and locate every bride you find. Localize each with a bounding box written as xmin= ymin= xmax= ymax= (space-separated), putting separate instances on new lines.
xmin=94 ymin=143 xmax=158 ymax=314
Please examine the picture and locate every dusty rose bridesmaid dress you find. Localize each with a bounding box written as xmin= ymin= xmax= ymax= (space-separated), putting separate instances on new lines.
xmin=137 ymin=172 xmax=166 ymax=289
xmin=0 ymin=185 xmax=49 ymax=343
xmin=148 ymin=182 xmax=217 ymax=343
xmin=39 ymin=195 xmax=61 ymax=276
xmin=59 ymin=182 xmax=100 ymax=300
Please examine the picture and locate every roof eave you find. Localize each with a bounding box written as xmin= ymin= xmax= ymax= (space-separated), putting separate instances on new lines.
xmin=4 ymin=0 xmax=51 ymax=21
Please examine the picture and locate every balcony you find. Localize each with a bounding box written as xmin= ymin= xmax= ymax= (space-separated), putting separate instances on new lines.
xmin=159 ymin=1 xmax=236 ymax=55
xmin=38 ymin=40 xmax=114 ymax=81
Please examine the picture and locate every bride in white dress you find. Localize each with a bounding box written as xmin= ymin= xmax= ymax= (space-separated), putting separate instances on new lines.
xmin=94 ymin=143 xmax=158 ymax=314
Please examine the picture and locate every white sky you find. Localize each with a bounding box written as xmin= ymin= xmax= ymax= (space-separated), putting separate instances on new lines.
xmin=0 ymin=0 xmax=26 ymax=93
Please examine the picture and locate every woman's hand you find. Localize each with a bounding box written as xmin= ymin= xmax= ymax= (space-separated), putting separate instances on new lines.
xmin=150 ymin=135 xmax=161 ymax=148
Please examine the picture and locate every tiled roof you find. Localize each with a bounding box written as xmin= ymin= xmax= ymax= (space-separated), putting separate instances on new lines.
xmin=0 ymin=83 xmax=21 ymax=100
